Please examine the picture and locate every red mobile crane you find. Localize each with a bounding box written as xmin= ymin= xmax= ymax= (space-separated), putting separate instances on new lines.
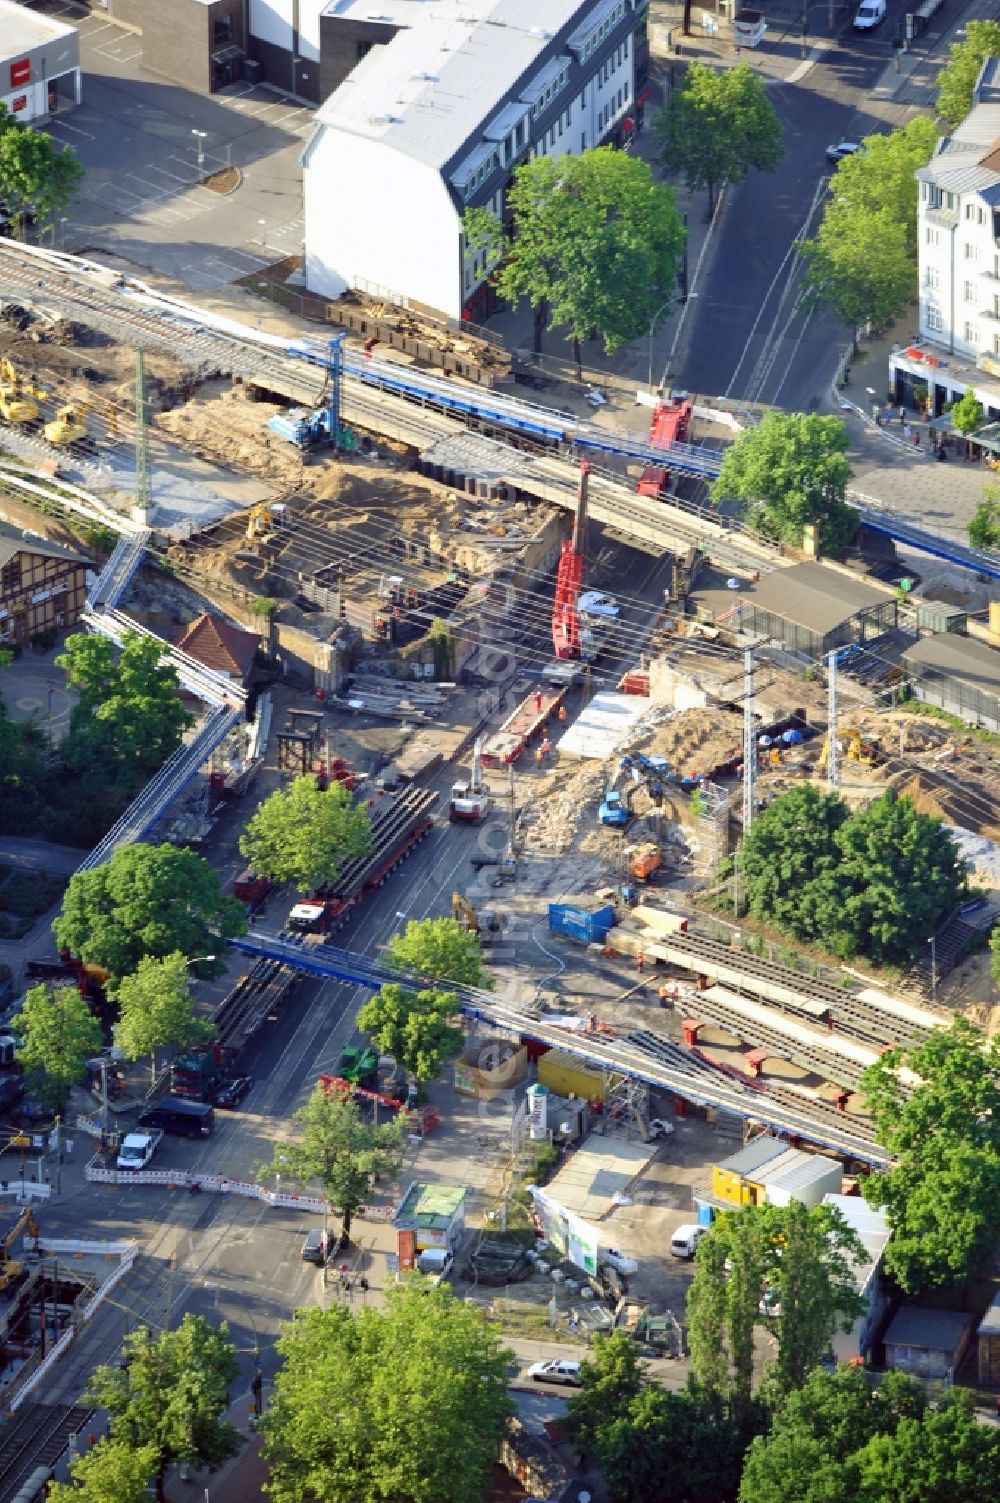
xmin=551 ymin=461 xmax=590 ymax=660
xmin=637 ymin=393 xmax=693 ymax=498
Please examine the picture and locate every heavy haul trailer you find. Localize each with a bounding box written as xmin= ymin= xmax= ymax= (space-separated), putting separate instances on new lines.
xmin=287 ymin=786 xmax=438 ymax=937
xmin=480 ymin=686 xmax=568 ymax=767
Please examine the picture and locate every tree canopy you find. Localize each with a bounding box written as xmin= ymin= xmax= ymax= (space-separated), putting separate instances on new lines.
xmin=57 ymin=631 xmax=192 ymax=795
xmin=47 ymin=1438 xmax=159 ymax=1503
xmin=113 ymin=952 xmax=215 ymax=1073
xmin=471 ymin=147 xmax=685 ymax=369
xmin=385 ymin=916 xmax=492 ymax=987
xmin=950 ymin=389 xmax=985 ymax=436
xmin=736 ymin=788 xmax=966 ymax=964
xmin=710 ymin=411 xmax=857 ymax=553
xmin=565 ymin=1332 xmax=744 ymax=1503
xmin=0 ymin=104 xmax=83 ymax=234
xmin=936 ymin=20 xmax=1000 ymax=129
xmin=687 ymin=1203 xmax=865 ymax=1415
xmin=861 ymin=1017 xmax=1000 ymax=1291
xmin=357 ymin=984 xmax=463 ymax=1085
xmin=968 ymin=490 xmax=1000 ymax=550
xmin=86 ymin=1316 xmax=239 ymax=1503
xmin=14 ymin=982 xmax=102 ymax=1110
xmin=53 ymin=843 xmax=246 ymax=983
xmin=261 ymin=1081 xmax=403 ymax=1240
xmin=261 ymin=1290 xmax=513 ymax=1503
xmin=654 ymin=62 xmax=783 ymax=214
xmin=738 ymin=1370 xmax=999 ymax=1503
xmin=239 ymin=775 xmax=371 ymax=893
xmin=799 ymin=120 xmax=935 ymax=340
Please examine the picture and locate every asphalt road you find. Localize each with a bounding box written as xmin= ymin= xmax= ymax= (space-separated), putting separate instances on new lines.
xmin=679 ymin=18 xmax=913 ymax=408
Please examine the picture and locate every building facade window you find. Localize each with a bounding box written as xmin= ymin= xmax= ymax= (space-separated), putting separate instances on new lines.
xmin=964 ymin=279 xmax=975 ymax=300
xmin=926 ymin=227 xmax=941 ymax=246
xmin=925 ymin=307 xmax=944 ymax=331
xmin=964 ymin=320 xmax=978 ymax=343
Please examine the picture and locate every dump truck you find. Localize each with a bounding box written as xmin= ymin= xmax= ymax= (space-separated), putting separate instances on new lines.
xmin=286 ymin=785 xmax=438 ymax=938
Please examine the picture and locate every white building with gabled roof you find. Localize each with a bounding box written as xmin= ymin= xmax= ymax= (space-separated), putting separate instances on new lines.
xmin=302 ymin=0 xmax=649 ymax=322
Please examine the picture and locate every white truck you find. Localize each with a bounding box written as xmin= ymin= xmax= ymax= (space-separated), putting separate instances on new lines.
xmin=116 ymin=1129 xmax=163 ymax=1172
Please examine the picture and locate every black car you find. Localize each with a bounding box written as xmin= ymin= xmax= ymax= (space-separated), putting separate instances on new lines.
xmin=214 ymin=1074 xmax=253 ymax=1109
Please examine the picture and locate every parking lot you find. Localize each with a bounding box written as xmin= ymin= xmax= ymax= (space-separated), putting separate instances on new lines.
xmin=30 ymin=1 xmax=311 ymax=290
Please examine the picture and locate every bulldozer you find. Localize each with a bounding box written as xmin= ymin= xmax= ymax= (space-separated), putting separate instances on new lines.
xmin=818 ymin=727 xmax=882 ymax=771
xmin=0 ymin=358 xmax=46 ymax=424
xmin=44 ymin=401 xmax=89 ymax=447
xmin=0 ymin=1205 xmax=41 ymax=1291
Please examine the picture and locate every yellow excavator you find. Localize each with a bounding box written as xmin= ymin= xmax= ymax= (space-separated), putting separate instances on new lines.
xmin=818 ymin=727 xmax=882 ymax=770
xmin=245 ymin=501 xmax=278 ymax=543
xmin=0 ymin=1206 xmax=41 ymax=1291
xmin=44 ymin=401 xmax=89 ymax=447
xmin=451 ymin=892 xmax=501 ymax=943
xmin=0 ymin=358 xmax=46 ymax=424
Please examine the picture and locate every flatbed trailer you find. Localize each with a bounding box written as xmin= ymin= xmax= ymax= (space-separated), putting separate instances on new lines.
xmin=480 ymin=686 xmax=567 ymax=767
xmin=288 ymin=786 xmax=438 ymax=935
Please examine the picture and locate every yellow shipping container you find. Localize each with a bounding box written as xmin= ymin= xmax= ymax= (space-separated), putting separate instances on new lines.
xmin=537 ymin=1048 xmax=622 ymax=1103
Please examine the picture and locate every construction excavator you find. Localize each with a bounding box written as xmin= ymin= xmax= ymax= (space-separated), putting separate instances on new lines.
xmin=0 ymin=358 xmax=46 ymax=424
xmin=245 ymin=501 xmax=282 ymax=543
xmin=449 ymin=738 xmax=491 ymax=822
xmin=44 ymin=401 xmax=90 ymax=447
xmin=451 ymin=892 xmax=501 ymax=943
xmin=0 ymin=1205 xmax=41 ymax=1291
xmin=818 ymin=727 xmax=882 ymax=770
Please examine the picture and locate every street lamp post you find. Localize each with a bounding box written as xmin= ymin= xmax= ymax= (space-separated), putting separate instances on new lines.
xmin=647 ymin=296 xmax=673 ymax=394
xmin=191 ymin=128 xmax=208 ymax=176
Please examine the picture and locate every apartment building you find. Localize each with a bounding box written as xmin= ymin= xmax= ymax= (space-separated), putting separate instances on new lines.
xmin=302 ymin=0 xmax=651 ymax=322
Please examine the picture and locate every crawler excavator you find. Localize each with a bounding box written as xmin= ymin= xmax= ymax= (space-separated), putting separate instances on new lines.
xmin=818 ymin=727 xmax=882 ymax=770
xmin=0 ymin=1205 xmax=41 ymax=1291
xmin=44 ymin=401 xmax=90 ymax=448
xmin=0 ymin=358 xmax=46 ymax=424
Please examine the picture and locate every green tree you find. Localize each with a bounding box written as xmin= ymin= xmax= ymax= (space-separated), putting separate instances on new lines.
xmin=563 ymin=1329 xmax=647 ymax=1456
xmin=599 ymin=1382 xmax=745 ymax=1503
xmin=47 ymin=1438 xmax=159 ymax=1503
xmin=736 ymin=784 xmax=849 ymax=936
xmin=834 ymin=791 xmax=966 ymax=965
xmin=477 ymin=148 xmax=685 ymax=369
xmin=855 ymin=1388 xmax=1000 ymax=1503
xmin=54 ymin=844 xmax=246 ymax=983
xmin=936 ymin=20 xmax=1000 ymax=128
xmin=968 ymin=490 xmax=1000 ymax=549
xmin=261 ymin=1290 xmax=513 ymax=1503
xmin=823 ymin=120 xmax=937 ymax=261
xmin=654 ymin=63 xmax=783 ymax=215
xmin=0 ymin=691 xmax=48 ymax=835
xmin=862 ymin=1018 xmax=1000 ymax=1291
xmin=950 ymin=388 xmax=985 ymax=436
xmin=261 ymin=1082 xmax=403 ymax=1241
xmin=56 ymin=631 xmax=192 ymax=792
xmin=239 ymin=775 xmax=371 ymax=893
xmin=738 ymin=1367 xmax=926 ymax=1503
xmin=357 ymin=984 xmax=463 ymax=1085
xmin=0 ymin=106 xmax=83 ymax=235
xmin=686 ymin=1230 xmax=730 ymax=1397
xmin=113 ymin=952 xmax=216 ymax=1081
xmin=86 ymin=1316 xmax=239 ymax=1503
xmin=799 ymin=205 xmax=915 ymax=348
xmin=767 ymin=1200 xmax=866 ymax=1393
xmin=14 ymin=982 xmax=102 ymax=1110
xmin=710 ymin=411 xmax=857 ymax=552
xmin=385 ymin=915 xmax=492 ymax=988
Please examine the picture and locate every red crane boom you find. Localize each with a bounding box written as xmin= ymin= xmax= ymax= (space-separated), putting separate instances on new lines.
xmin=551 ymin=461 xmax=590 ymax=660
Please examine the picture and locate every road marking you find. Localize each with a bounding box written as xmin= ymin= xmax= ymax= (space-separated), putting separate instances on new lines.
xmin=46 ymin=119 xmax=96 ymax=141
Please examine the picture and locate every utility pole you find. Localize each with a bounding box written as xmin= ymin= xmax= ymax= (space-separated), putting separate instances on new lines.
xmin=742 ymin=647 xmax=755 ymax=835
xmin=826 ymin=650 xmax=840 ymax=790
xmin=134 ymin=348 xmax=151 ymax=515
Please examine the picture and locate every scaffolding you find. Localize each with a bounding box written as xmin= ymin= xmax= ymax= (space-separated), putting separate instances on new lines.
xmin=604 ymin=1071 xmax=651 ymax=1140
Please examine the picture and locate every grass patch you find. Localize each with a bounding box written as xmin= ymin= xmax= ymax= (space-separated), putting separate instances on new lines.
xmin=898 ymin=697 xmax=1000 ymax=746
xmin=0 ymin=870 xmax=66 ymax=918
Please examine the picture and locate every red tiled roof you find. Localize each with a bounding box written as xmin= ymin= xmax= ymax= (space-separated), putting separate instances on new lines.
xmin=175 ymin=612 xmax=258 ymax=677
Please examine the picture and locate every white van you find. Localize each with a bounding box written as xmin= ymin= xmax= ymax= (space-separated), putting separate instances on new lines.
xmin=417 ymin=1248 xmax=454 ymax=1285
xmin=670 ymin=1224 xmax=707 ymax=1259
xmin=853 ymin=0 xmax=885 ymax=29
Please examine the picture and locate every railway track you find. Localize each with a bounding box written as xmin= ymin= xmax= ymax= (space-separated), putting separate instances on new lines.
xmin=0 ymin=1403 xmax=93 ymax=1503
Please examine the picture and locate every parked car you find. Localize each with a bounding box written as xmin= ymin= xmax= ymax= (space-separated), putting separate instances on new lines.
xmin=825 ymin=140 xmax=861 ymax=163
xmin=853 ymin=0 xmax=885 ymax=28
xmin=301 ymin=1228 xmax=328 ymax=1265
xmin=670 ymin=1224 xmax=707 ymax=1259
xmin=527 ymin=1359 xmax=582 ymax=1387
xmin=214 ymin=1074 xmax=253 ymax=1109
xmin=9 ymin=1096 xmax=49 ymax=1129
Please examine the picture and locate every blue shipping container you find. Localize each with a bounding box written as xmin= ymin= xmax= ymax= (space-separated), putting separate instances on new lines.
xmin=548 ymin=902 xmax=615 ymax=944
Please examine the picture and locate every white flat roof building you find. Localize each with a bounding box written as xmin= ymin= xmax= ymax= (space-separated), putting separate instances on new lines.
xmin=304 ymin=0 xmax=648 ymax=321
xmin=823 ymin=1193 xmax=891 ymax=1365
xmin=0 ymin=0 xmax=81 ymax=124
